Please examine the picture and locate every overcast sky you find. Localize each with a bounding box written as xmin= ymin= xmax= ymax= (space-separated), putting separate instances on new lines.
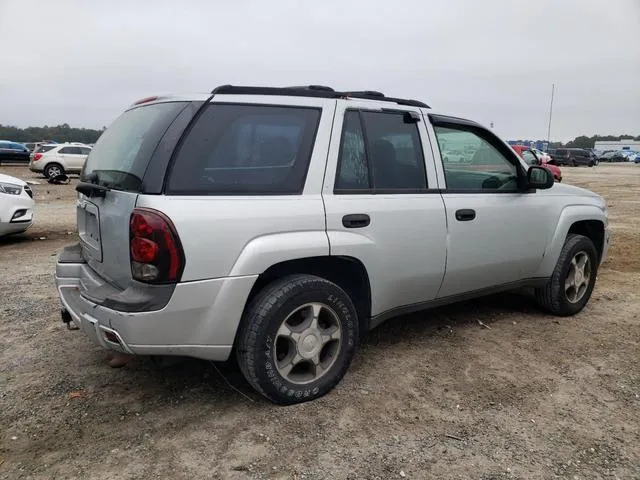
xmin=1 ymin=0 xmax=639 ymax=142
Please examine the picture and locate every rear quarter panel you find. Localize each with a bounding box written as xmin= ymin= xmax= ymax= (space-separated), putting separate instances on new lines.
xmin=136 ymin=195 xmax=330 ymax=280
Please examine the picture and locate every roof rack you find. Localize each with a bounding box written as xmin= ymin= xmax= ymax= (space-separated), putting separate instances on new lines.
xmin=210 ymin=85 xmax=429 ymax=108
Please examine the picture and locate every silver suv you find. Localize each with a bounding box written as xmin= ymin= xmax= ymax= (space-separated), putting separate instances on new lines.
xmin=55 ymin=85 xmax=610 ymax=404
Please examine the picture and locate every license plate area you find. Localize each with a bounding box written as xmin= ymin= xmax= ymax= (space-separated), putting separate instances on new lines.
xmin=77 ymin=198 xmax=102 ymax=262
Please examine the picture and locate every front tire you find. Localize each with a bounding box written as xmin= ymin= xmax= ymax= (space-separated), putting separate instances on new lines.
xmin=236 ymin=275 xmax=359 ymax=405
xmin=535 ymin=234 xmax=598 ymax=316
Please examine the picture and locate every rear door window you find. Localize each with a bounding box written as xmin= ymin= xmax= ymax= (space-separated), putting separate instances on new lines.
xmin=166 ymin=104 xmax=321 ymax=195
xmin=334 ymin=110 xmax=428 ymax=193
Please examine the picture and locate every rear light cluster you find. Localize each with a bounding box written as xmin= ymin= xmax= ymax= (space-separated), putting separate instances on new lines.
xmin=129 ymin=208 xmax=184 ymax=284
xmin=33 ymin=153 xmax=43 ymax=161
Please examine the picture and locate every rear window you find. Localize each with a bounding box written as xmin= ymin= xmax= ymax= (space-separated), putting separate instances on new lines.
xmin=82 ymin=101 xmax=188 ymax=191
xmin=37 ymin=145 xmax=56 ymax=154
xmin=166 ymin=103 xmax=321 ymax=195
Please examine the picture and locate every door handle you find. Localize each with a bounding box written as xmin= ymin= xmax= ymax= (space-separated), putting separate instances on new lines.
xmin=342 ymin=214 xmax=370 ymax=228
xmin=455 ymin=209 xmax=476 ymax=221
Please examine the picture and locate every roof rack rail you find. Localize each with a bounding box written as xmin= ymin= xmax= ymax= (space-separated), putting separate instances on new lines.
xmin=286 ymin=85 xmax=335 ymax=92
xmin=209 ymin=85 xmax=430 ymax=109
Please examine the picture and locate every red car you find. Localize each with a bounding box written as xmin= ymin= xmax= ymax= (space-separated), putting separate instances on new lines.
xmin=511 ymin=145 xmax=562 ymax=182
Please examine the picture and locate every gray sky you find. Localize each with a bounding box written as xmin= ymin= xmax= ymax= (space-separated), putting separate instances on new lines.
xmin=1 ymin=0 xmax=639 ymax=142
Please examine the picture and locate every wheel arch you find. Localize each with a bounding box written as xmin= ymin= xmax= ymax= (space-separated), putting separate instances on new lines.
xmin=536 ymin=205 xmax=607 ymax=277
xmin=244 ymin=255 xmax=372 ymax=337
xmin=567 ymin=219 xmax=605 ymax=263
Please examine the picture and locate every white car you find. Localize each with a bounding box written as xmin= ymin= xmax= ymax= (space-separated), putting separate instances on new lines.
xmin=0 ymin=173 xmax=34 ymax=237
xmin=531 ymin=148 xmax=552 ymax=163
xmin=29 ymin=143 xmax=92 ymax=178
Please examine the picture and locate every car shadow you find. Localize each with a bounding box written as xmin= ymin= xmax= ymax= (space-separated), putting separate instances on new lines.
xmin=117 ymin=291 xmax=543 ymax=405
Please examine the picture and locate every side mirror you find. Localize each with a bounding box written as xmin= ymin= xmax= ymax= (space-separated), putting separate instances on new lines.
xmin=527 ymin=166 xmax=554 ymax=189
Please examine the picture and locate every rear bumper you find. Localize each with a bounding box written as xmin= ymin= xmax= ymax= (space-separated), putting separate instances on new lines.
xmin=55 ymin=245 xmax=257 ymax=361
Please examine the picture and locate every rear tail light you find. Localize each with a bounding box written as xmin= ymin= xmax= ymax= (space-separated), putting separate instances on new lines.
xmin=129 ymin=208 xmax=184 ymax=283
xmin=33 ymin=153 xmax=43 ymax=161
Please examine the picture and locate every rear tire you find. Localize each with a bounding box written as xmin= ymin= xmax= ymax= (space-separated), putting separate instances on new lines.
xmin=236 ymin=274 xmax=359 ymax=405
xmin=44 ymin=163 xmax=64 ymax=179
xmin=535 ymin=234 xmax=598 ymax=316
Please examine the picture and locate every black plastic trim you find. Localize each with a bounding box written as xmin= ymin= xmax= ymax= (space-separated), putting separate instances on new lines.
xmin=210 ymin=84 xmax=430 ymax=108
xmin=79 ymin=279 xmax=176 ymax=313
xmin=161 ymin=94 xmax=216 ymax=193
xmin=368 ymin=277 xmax=550 ymax=330
xmin=76 ymin=182 xmax=109 ymax=198
xmin=333 ymin=188 xmax=441 ymax=195
xmin=141 ymin=101 xmax=203 ymax=194
xmin=58 ymin=243 xmax=175 ymax=312
xmin=441 ymin=189 xmax=525 ymax=194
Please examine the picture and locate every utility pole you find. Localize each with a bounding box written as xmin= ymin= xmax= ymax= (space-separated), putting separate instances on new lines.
xmin=546 ymin=83 xmax=555 ymax=147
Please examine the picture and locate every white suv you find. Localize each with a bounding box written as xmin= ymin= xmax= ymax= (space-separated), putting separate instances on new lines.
xmin=29 ymin=143 xmax=92 ymax=178
xmin=55 ymin=85 xmax=610 ymax=404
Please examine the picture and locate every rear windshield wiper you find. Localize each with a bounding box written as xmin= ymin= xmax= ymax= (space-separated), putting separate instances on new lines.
xmin=76 ymin=181 xmax=110 ymax=198
xmin=78 ymin=170 xmax=142 ymax=196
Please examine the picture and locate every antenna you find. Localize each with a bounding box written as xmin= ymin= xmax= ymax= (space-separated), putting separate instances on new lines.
xmin=547 ymin=83 xmax=555 ymax=146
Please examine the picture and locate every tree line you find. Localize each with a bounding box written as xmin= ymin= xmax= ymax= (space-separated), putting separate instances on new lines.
xmin=0 ymin=124 xmax=105 ymax=144
xmin=564 ymin=134 xmax=640 ymax=149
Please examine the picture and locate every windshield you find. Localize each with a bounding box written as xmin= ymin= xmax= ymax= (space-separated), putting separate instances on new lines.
xmin=82 ymin=101 xmax=187 ymax=191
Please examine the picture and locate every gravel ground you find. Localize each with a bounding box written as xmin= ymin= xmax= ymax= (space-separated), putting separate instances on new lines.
xmin=1 ymin=164 xmax=639 ymax=480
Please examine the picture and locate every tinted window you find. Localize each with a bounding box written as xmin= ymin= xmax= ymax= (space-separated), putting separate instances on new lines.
xmin=167 ymin=104 xmax=321 ymax=195
xmin=79 ymin=147 xmax=92 ymax=155
xmin=60 ymin=146 xmax=84 ymax=154
xmin=335 ymin=110 xmax=427 ymax=192
xmin=335 ymin=111 xmax=369 ymax=190
xmin=38 ymin=145 xmax=56 ymax=153
xmin=83 ymin=101 xmax=188 ymax=192
xmin=434 ymin=125 xmax=520 ymax=191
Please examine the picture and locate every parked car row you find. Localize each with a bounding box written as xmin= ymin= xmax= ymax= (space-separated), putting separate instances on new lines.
xmin=598 ymin=150 xmax=639 ymax=162
xmin=0 ymin=141 xmax=30 ymax=165
xmin=1 ymin=141 xmax=93 ymax=177
xmin=511 ymin=145 xmax=562 ymax=182
xmin=550 ymin=148 xmax=598 ymax=167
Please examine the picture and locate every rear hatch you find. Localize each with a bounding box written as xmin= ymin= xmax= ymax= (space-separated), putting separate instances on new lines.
xmin=77 ymin=100 xmax=189 ymax=289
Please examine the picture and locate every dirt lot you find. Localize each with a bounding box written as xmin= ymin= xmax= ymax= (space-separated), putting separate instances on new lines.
xmin=1 ymin=164 xmax=639 ymax=480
